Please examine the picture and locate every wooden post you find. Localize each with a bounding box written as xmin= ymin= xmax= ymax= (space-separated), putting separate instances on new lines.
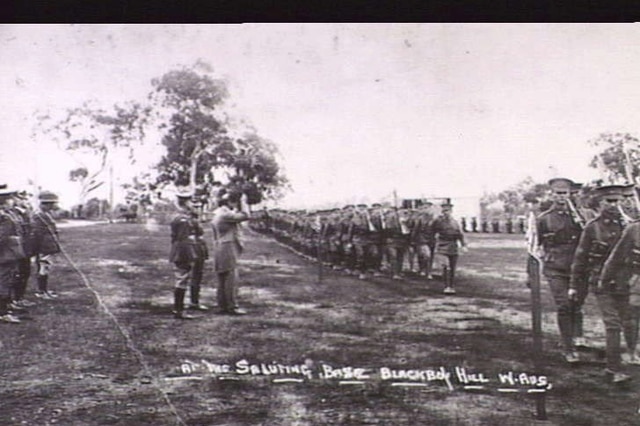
xmin=528 ymin=254 xmax=547 ymax=420
xmin=526 ymin=210 xmax=547 ymax=420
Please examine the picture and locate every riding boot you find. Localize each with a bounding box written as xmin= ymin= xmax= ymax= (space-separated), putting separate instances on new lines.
xmin=173 ymin=288 xmax=185 ymax=316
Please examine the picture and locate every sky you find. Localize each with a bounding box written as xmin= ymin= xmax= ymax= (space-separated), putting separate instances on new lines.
xmin=1 ymin=24 xmax=640 ymax=209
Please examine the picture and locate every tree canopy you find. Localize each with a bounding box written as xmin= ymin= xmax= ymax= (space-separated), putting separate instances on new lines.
xmin=148 ymin=61 xmax=288 ymax=205
xmin=588 ymin=132 xmax=640 ymax=184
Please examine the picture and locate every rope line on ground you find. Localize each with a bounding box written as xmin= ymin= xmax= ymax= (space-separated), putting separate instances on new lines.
xmin=49 ymin=222 xmax=188 ymax=426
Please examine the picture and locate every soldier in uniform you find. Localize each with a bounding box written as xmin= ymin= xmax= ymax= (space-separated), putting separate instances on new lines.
xmin=10 ymin=190 xmax=35 ymax=309
xmin=188 ymin=195 xmax=209 ymax=311
xmin=339 ymin=205 xmax=356 ymax=274
xmin=471 ymin=217 xmax=478 ymax=233
xmin=569 ymin=185 xmax=629 ymax=380
xmin=0 ymin=185 xmax=25 ymax=323
xmin=621 ymin=183 xmax=640 ymax=220
xmin=384 ymin=206 xmax=411 ymax=279
xmin=572 ymin=182 xmax=598 ymax=222
xmin=211 ymin=191 xmax=250 ymax=315
xmin=595 ymin=187 xmax=640 ymax=382
xmin=369 ymin=203 xmax=388 ymax=276
xmin=537 ymin=178 xmax=583 ymax=363
xmin=169 ymin=188 xmax=200 ymax=319
xmin=31 ymin=191 xmax=61 ymax=300
xmin=351 ymin=204 xmax=379 ymax=279
xmin=618 ymin=183 xmax=640 ymax=366
xmin=410 ymin=202 xmax=436 ymax=278
xmin=431 ymin=202 xmax=467 ymax=294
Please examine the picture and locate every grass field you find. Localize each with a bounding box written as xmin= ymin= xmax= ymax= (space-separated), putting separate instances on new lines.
xmin=1 ymin=223 xmax=639 ymax=425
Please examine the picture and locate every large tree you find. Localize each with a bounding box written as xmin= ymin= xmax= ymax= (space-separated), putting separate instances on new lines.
xmin=149 ymin=61 xmax=288 ymax=204
xmin=150 ymin=61 xmax=232 ymax=191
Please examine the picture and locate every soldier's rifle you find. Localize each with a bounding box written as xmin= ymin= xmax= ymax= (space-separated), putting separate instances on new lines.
xmin=392 ymin=190 xmax=410 ymax=235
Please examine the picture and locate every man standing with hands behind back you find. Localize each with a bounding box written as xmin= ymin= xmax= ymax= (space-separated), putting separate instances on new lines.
xmin=211 ymin=190 xmax=250 ymax=315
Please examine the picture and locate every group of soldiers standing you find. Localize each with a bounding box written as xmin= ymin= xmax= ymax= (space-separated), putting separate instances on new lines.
xmin=251 ymin=201 xmax=467 ymax=295
xmin=533 ymin=177 xmax=640 ymax=383
xmin=0 ymin=185 xmax=61 ymax=324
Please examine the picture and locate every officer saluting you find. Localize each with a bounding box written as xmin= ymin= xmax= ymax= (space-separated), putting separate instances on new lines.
xmin=537 ymin=178 xmax=583 ymax=363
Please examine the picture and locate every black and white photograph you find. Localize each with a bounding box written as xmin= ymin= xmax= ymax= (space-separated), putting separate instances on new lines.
xmin=2 ymin=23 xmax=640 ymax=425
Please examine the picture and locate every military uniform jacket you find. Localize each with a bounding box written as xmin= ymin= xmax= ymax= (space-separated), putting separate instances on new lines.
xmin=537 ymin=204 xmax=582 ymax=275
xmin=192 ymin=214 xmax=209 ymax=260
xmin=30 ymin=210 xmax=60 ymax=257
xmin=13 ymin=206 xmax=35 ymax=257
xmin=370 ymin=210 xmax=387 ymax=244
xmin=211 ymin=206 xmax=249 ymax=273
xmin=600 ymin=221 xmax=640 ymax=294
xmin=569 ymin=211 xmax=624 ymax=291
xmin=350 ymin=211 xmax=377 ymax=245
xmin=0 ymin=209 xmax=26 ymax=264
xmin=410 ymin=213 xmax=435 ymax=245
xmin=431 ymin=215 xmax=464 ymax=256
xmin=169 ymin=209 xmax=199 ymax=265
xmin=383 ymin=210 xmax=411 ymax=242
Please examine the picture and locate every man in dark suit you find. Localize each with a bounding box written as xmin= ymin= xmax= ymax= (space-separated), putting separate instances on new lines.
xmin=211 ymin=191 xmax=250 ymax=315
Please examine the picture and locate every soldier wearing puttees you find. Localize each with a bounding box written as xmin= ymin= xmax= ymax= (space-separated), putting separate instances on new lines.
xmin=537 ymin=177 xmax=583 ymax=363
xmin=0 ymin=185 xmax=27 ymax=324
xmin=339 ymin=206 xmax=356 ymax=274
xmin=384 ymin=206 xmax=411 ymax=280
xmin=169 ymin=189 xmax=202 ymax=319
xmin=350 ymin=204 xmax=380 ymax=279
xmin=597 ymin=202 xmax=640 ymax=383
xmin=409 ymin=202 xmax=436 ymax=279
xmin=569 ymin=185 xmax=631 ymax=381
xmin=620 ymin=183 xmax=640 ymax=367
xmin=9 ymin=191 xmax=35 ymax=310
xmin=31 ymin=191 xmax=61 ymax=300
xmin=431 ymin=202 xmax=466 ymax=294
xmin=368 ymin=204 xmax=388 ymax=276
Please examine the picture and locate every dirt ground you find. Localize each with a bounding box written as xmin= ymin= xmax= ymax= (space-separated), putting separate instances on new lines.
xmin=1 ymin=223 xmax=640 ymax=425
